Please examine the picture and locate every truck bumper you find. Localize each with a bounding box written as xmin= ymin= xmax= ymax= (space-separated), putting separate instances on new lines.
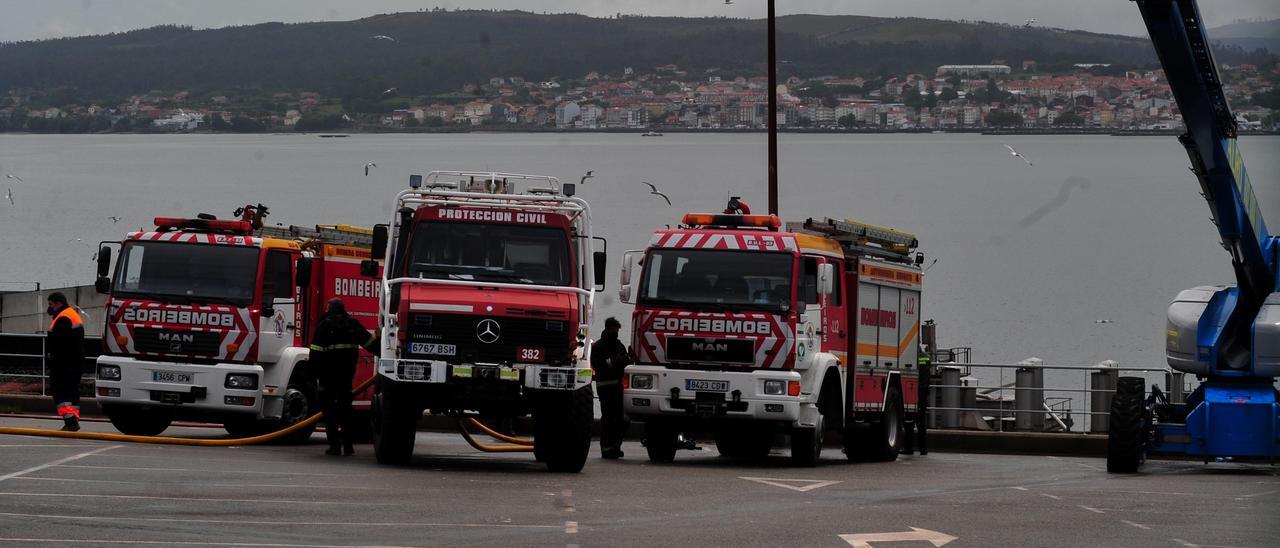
xmin=94 ymin=355 xmax=265 ymax=418
xmin=378 ymin=358 xmax=592 ymax=391
xmin=623 ymin=365 xmax=804 ymax=424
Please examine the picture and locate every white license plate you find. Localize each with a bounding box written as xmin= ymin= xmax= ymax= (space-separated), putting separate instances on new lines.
xmin=152 ymin=370 xmax=192 ymax=384
xmin=686 ymin=379 xmax=729 ymax=392
xmin=409 ymin=343 xmax=456 ymax=356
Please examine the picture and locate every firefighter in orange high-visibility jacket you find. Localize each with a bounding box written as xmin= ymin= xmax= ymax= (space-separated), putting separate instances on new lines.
xmin=310 ymin=298 xmax=378 ymax=456
xmin=46 ymin=292 xmax=85 ymax=432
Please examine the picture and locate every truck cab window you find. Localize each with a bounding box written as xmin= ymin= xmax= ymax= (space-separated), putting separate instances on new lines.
xmin=263 ymin=252 xmax=293 ymax=303
xmin=801 ymin=257 xmax=819 ymax=305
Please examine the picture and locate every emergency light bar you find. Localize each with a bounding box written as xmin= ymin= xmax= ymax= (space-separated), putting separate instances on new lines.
xmin=154 ymin=217 xmax=252 ymax=234
xmin=682 ymin=213 xmax=782 ymax=230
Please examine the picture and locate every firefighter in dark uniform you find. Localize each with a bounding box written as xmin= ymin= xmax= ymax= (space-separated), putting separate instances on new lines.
xmin=591 ymin=317 xmax=630 ymax=459
xmin=46 ymin=292 xmax=85 ymax=432
xmin=309 ymin=298 xmax=377 ymax=456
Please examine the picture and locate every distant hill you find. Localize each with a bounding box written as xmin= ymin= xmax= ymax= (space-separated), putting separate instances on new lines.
xmin=0 ymin=10 xmax=1273 ymax=103
xmin=1209 ymin=18 xmax=1279 ymax=54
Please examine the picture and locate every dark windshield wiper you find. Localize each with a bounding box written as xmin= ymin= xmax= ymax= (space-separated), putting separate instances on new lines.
xmin=114 ymin=290 xmax=193 ymax=305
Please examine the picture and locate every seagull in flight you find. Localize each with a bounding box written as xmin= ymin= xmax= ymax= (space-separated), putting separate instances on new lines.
xmin=5 ymin=188 xmax=12 ymax=206
xmin=364 ymin=162 xmax=377 ymax=176
xmin=108 ymin=216 xmax=121 ymax=223
xmin=382 ymin=87 xmax=398 ymax=96
xmin=4 ymin=173 xmax=22 ymax=183
xmin=1005 ymin=144 xmax=1033 ymax=166
xmin=370 ymin=35 xmax=397 ymax=42
xmin=641 ymin=181 xmax=671 ymax=206
xmin=725 ymin=0 xmax=734 ymax=4
xmin=67 ymin=238 xmax=82 ymax=243
xmin=579 ymin=170 xmax=594 ymax=185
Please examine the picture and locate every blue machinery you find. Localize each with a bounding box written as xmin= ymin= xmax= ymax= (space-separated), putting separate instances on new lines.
xmin=1106 ymin=0 xmax=1280 ymax=472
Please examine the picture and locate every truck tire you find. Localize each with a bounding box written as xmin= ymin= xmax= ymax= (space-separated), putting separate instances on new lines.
xmin=846 ymin=387 xmax=904 ymax=462
xmin=714 ymin=429 xmax=771 ymax=459
xmin=791 ymin=406 xmax=826 ymax=467
xmin=644 ymin=421 xmax=678 ymax=463
xmin=536 ymin=387 xmax=594 ymax=473
xmin=270 ymin=372 xmax=319 ymax=444
xmin=1107 ymin=376 xmax=1146 ymax=474
xmin=103 ymin=404 xmax=172 ymax=436
xmin=372 ymin=381 xmax=416 ymax=465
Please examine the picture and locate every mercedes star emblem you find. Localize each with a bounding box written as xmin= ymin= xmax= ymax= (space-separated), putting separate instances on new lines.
xmin=476 ymin=318 xmax=501 ymax=344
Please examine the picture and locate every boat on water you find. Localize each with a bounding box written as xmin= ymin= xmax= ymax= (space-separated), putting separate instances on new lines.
xmin=641 ymin=131 xmax=664 ymax=137
xmin=318 ymin=134 xmax=350 ymax=138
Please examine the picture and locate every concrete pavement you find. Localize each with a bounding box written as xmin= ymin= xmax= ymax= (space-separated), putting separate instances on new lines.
xmin=0 ymin=416 xmax=1276 ymax=547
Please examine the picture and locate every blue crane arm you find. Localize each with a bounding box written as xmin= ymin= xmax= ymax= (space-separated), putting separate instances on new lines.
xmin=1134 ymin=0 xmax=1279 ymax=371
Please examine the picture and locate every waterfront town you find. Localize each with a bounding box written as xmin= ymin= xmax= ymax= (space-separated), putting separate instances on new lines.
xmin=3 ymin=61 xmax=1278 ymax=133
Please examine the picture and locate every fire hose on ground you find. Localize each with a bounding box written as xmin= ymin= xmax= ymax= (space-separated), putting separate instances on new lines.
xmin=0 ymin=375 xmax=539 ymax=450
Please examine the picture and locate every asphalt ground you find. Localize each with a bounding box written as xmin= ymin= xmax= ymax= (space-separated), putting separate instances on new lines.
xmin=0 ymin=417 xmax=1276 ymax=547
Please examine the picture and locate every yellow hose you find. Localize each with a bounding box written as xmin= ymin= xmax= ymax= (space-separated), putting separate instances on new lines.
xmin=0 ymin=375 xmax=377 ymax=446
xmin=463 ymin=417 xmax=535 ymax=446
xmin=456 ymin=418 xmax=535 ymax=453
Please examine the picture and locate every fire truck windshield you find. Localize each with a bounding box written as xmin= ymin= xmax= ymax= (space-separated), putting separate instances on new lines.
xmin=408 ymin=222 xmax=572 ymax=287
xmin=112 ymin=241 xmax=260 ymax=306
xmin=638 ymin=249 xmax=794 ymax=312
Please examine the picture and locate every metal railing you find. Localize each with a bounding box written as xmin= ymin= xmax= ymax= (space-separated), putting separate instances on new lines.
xmin=927 ymin=358 xmax=1180 ymax=433
xmin=0 ymin=333 xmax=98 ymax=397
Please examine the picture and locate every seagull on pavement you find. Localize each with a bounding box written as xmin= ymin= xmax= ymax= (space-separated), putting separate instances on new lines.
xmin=579 ymin=170 xmax=594 ymax=185
xmin=641 ymin=181 xmax=671 ymax=206
xmin=1006 ymin=144 xmax=1033 ymax=166
xmin=4 ymin=174 xmax=22 ymax=183
xmin=364 ymin=162 xmax=377 ymax=176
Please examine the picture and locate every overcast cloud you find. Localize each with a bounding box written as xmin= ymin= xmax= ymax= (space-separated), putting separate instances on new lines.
xmin=1 ymin=0 xmax=1276 ymax=43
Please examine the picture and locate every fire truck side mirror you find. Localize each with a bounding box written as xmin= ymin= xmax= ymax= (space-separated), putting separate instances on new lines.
xmin=370 ymin=224 xmax=389 ymax=261
xmin=295 ymin=257 xmax=312 ymax=289
xmin=593 ymin=251 xmax=607 ymax=291
xmin=94 ymin=277 xmax=111 ymax=294
xmin=817 ymin=263 xmax=835 ymax=296
xmin=96 ymin=247 xmax=112 ymax=278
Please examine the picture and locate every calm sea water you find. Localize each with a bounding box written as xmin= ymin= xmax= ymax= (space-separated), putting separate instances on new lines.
xmin=1 ymin=133 xmax=1277 ymax=373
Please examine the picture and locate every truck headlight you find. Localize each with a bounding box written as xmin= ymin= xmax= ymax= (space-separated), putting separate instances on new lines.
xmin=225 ymin=374 xmax=258 ymax=390
xmin=98 ymin=365 xmax=121 ymax=381
xmin=631 ymin=374 xmax=655 ymax=390
xmin=763 ymin=379 xmax=785 ymax=395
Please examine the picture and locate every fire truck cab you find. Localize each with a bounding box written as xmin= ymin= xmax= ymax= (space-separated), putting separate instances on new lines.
xmin=620 ymin=210 xmax=923 ymax=466
xmin=93 ymin=212 xmax=382 ymax=440
xmin=366 ymin=172 xmax=604 ymax=472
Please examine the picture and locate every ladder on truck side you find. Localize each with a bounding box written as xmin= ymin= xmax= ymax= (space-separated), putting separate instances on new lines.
xmin=256 ymin=224 xmax=375 ymax=248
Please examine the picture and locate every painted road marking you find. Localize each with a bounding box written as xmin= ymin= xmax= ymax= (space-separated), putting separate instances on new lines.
xmin=0 ymin=444 xmax=102 ymax=448
xmin=0 ymin=512 xmax=561 ymax=529
xmin=564 ymin=521 xmax=578 ymax=534
xmin=1041 ymin=493 xmax=1062 ymax=501
xmin=9 ymin=477 xmax=393 ymax=490
xmin=839 ymin=527 xmax=957 ymax=548
xmin=0 ymin=539 xmax=416 ymax=547
xmin=1078 ymin=505 xmax=1105 ymax=514
xmin=1172 ymin=539 xmax=1244 ymax=548
xmin=55 ymin=464 xmax=343 ymax=476
xmin=740 ymin=477 xmax=842 ymax=492
xmin=0 ymin=445 xmax=119 ymax=483
xmin=0 ymin=492 xmax=401 ymax=506
xmin=1119 ymin=520 xmax=1151 ymax=530
xmin=1011 ymin=486 xmax=1028 ymax=491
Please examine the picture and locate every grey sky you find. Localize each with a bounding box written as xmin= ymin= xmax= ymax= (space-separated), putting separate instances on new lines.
xmin=1 ymin=0 xmax=1276 ymax=43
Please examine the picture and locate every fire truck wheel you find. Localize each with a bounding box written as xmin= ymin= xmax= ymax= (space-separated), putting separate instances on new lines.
xmin=273 ymin=372 xmax=319 ymax=444
xmin=848 ymin=387 xmax=904 ymax=462
xmin=537 ymin=387 xmax=593 ymax=473
xmin=643 ymin=421 xmax=678 ymax=463
xmin=103 ymin=404 xmax=172 ymax=437
xmin=791 ymin=411 xmax=825 ymax=467
xmin=714 ymin=429 xmax=771 ymax=459
xmin=372 ymin=384 xmax=417 ymax=465
xmin=1107 ymin=376 xmax=1146 ymax=474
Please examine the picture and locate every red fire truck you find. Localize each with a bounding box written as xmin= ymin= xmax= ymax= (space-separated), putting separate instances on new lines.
xmin=365 ymin=172 xmax=604 ymax=472
xmin=620 ymin=208 xmax=924 ymax=466
xmin=93 ymin=206 xmax=382 ymax=440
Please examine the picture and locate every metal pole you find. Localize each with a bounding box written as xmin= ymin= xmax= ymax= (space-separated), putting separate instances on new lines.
xmin=940 ymin=366 xmax=961 ymax=428
xmin=766 ymin=0 xmax=778 ymax=216
xmin=1090 ymin=361 xmax=1118 ymax=433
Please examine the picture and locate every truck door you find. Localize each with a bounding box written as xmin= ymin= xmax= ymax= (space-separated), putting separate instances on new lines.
xmin=877 ymin=286 xmax=901 ymax=369
xmin=796 ymin=256 xmax=822 ymax=369
xmin=258 ymin=250 xmax=297 ymax=364
xmin=820 ymin=258 xmax=848 ymax=359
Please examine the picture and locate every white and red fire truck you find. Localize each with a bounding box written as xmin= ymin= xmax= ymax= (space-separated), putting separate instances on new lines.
xmin=619 ymin=207 xmax=924 ymax=465
xmin=93 ymin=207 xmax=382 ymax=440
xmin=365 ymin=172 xmax=605 ymax=472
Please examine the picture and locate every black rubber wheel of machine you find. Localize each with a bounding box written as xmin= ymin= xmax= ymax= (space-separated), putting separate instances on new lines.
xmin=103 ymin=404 xmax=173 ymax=437
xmin=1107 ymin=376 xmax=1146 ymax=474
xmin=714 ymin=429 xmax=771 ymax=459
xmin=847 ymin=387 xmax=904 ymax=462
xmin=644 ymin=421 xmax=678 ymax=463
xmin=790 ymin=403 xmax=826 ymax=467
xmin=372 ymin=381 xmax=416 ymax=465
xmin=537 ymin=386 xmax=594 ymax=473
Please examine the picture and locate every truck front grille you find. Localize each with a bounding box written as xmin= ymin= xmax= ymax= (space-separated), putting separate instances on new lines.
xmin=406 ymin=313 xmax=571 ymax=365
